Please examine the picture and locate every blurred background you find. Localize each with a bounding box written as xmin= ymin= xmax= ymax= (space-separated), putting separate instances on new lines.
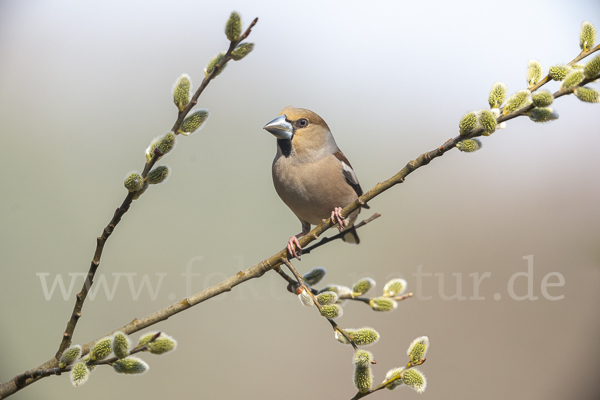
xmin=1 ymin=0 xmax=599 ymax=399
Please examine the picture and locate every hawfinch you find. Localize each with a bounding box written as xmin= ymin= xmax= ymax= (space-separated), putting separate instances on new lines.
xmin=263 ymin=107 xmax=369 ymax=259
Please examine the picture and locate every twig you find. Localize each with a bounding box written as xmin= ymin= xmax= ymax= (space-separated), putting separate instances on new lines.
xmin=302 ymin=213 xmax=381 ymax=254
xmin=281 ymin=259 xmax=359 ymax=351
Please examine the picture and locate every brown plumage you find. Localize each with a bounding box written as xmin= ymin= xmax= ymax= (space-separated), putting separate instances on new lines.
xmin=264 ymin=106 xmax=369 ymax=259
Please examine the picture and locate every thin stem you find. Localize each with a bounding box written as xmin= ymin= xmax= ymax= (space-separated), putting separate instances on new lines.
xmin=302 ymin=213 xmax=381 ymax=254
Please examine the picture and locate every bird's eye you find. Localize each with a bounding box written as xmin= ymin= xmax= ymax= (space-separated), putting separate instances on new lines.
xmin=298 ymin=118 xmax=309 ymax=127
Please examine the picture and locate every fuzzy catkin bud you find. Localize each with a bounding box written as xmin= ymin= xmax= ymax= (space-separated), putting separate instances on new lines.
xmin=157 ymin=132 xmax=176 ymax=156
xmin=316 ymin=291 xmax=338 ymax=305
xmin=89 ymin=337 xmax=112 ymax=362
xmin=456 ymin=139 xmax=482 ymax=153
xmin=70 ymin=362 xmax=90 ymax=387
xmin=225 ymin=12 xmax=242 ymax=42
xmin=132 ymin=182 xmax=149 ymax=200
xmin=459 ymin=112 xmax=478 ymax=135
xmin=335 ymin=329 xmax=355 ymax=344
xmin=479 ymin=110 xmax=497 ymax=135
xmin=527 ymin=60 xmax=543 ymax=86
xmin=179 ymin=109 xmax=210 ymax=135
xmin=147 ymin=165 xmax=170 ymax=185
xmin=124 ymin=172 xmax=143 ymax=192
xmin=503 ymin=90 xmax=531 ymax=115
xmin=147 ymin=333 xmax=177 ymax=355
xmin=528 ymin=107 xmax=559 ymax=122
xmin=383 ymin=278 xmax=407 ymax=297
xmin=297 ymin=287 xmax=314 ymax=307
xmin=385 ymin=367 xmax=405 ymax=390
xmin=138 ymin=332 xmax=160 ymax=347
xmin=369 ymin=297 xmax=397 ymax=312
xmin=231 ymin=43 xmax=254 ymax=61
xmin=354 ymin=365 xmax=373 ymax=394
xmin=352 ymin=278 xmax=376 ymax=297
xmin=353 ymin=350 xmax=374 ymax=367
xmin=59 ymin=345 xmax=82 ymax=368
xmin=561 ymin=69 xmax=585 ymax=89
xmin=580 ymin=21 xmax=596 ymax=52
xmin=173 ymin=74 xmax=191 ymax=112
xmin=488 ymin=82 xmax=507 ymax=109
xmin=548 ymin=65 xmax=570 ymax=81
xmin=205 ymin=52 xmax=227 ymax=77
xmin=303 ymin=267 xmax=327 ymax=286
xmin=320 ymin=304 xmax=343 ymax=319
xmin=402 ymin=368 xmax=427 ymax=394
xmin=112 ymin=356 xmax=149 ymax=374
xmin=532 ymin=90 xmax=554 ymax=107
xmin=584 ymin=55 xmax=600 ymax=79
xmin=407 ymin=336 xmax=429 ymax=364
xmin=352 ymin=327 xmax=380 ymax=346
xmin=111 ymin=332 xmax=130 ymax=359
xmin=575 ymin=87 xmax=600 ymax=103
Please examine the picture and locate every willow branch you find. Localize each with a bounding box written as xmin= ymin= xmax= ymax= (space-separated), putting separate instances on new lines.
xmin=302 ymin=213 xmax=381 ymax=254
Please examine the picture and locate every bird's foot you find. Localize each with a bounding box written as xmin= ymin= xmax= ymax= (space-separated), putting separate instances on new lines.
xmin=331 ymin=207 xmax=348 ymax=231
xmin=287 ymin=236 xmax=303 ymax=260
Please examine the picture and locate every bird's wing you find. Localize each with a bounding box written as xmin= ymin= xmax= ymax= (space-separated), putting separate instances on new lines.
xmin=333 ymin=150 xmax=370 ymax=209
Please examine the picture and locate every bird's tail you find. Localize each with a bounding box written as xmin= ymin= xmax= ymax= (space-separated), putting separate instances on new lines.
xmin=342 ymin=226 xmax=360 ymax=244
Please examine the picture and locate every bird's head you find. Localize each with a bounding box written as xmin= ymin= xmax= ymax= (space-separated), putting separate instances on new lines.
xmin=263 ymin=107 xmax=337 ymax=159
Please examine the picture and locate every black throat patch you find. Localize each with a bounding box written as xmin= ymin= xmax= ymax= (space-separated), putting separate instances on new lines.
xmin=277 ymin=139 xmax=292 ymax=158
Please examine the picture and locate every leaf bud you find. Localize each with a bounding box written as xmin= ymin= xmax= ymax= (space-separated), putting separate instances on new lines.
xmin=225 ymin=11 xmax=242 ymax=42
xmin=526 ymin=60 xmax=543 ymax=86
xmin=574 ymin=87 xmax=600 ymax=103
xmin=527 ymin=107 xmax=559 ymax=122
xmin=488 ymin=82 xmax=507 ymax=109
xmin=231 ymin=43 xmax=254 ymax=61
xmin=124 ymin=172 xmax=143 ymax=192
xmin=112 ymin=356 xmax=149 ymax=374
xmin=369 ymin=297 xmax=397 ymax=312
xmin=456 ymin=139 xmax=482 ymax=153
xmin=402 ymin=368 xmax=427 ymax=394
xmin=580 ymin=21 xmax=596 ymax=52
xmin=59 ymin=345 xmax=82 ymax=369
xmin=478 ymin=109 xmax=497 ymax=135
xmin=111 ymin=331 xmax=130 ymax=359
xmin=69 ymin=362 xmax=90 ymax=387
xmin=316 ymin=291 xmax=338 ymax=305
xmin=179 ymin=109 xmax=210 ymax=135
xmin=584 ymin=54 xmax=600 ymax=79
xmin=302 ymin=267 xmax=327 ymax=286
xmin=383 ymin=278 xmax=407 ymax=297
xmin=173 ymin=74 xmax=191 ymax=112
xmin=320 ymin=304 xmax=343 ymax=319
xmin=548 ymin=65 xmax=571 ymax=81
xmin=147 ymin=333 xmax=178 ymax=355
xmin=147 ymin=165 xmax=170 ymax=185
xmin=352 ymin=277 xmax=376 ymax=297
xmin=353 ymin=350 xmax=374 ymax=367
xmin=407 ymin=336 xmax=429 ymax=364
xmin=89 ymin=337 xmax=112 ymax=362
xmin=531 ymin=90 xmax=554 ymax=107
xmin=459 ymin=112 xmax=478 ymax=135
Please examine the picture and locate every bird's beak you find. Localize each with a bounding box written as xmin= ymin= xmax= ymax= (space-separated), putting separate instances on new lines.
xmin=263 ymin=115 xmax=293 ymax=140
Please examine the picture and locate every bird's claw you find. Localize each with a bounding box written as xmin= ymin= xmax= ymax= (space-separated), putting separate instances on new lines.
xmin=287 ymin=236 xmax=302 ymax=260
xmin=331 ymin=207 xmax=347 ymax=231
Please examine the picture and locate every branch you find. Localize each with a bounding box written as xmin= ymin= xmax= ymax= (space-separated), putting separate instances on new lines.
xmin=302 ymin=213 xmax=381 ymax=254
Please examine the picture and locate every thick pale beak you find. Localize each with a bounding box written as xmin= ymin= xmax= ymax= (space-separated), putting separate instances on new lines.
xmin=263 ymin=115 xmax=293 ymax=140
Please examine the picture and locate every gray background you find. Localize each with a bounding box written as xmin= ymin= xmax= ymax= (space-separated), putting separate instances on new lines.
xmin=1 ymin=0 xmax=599 ymax=399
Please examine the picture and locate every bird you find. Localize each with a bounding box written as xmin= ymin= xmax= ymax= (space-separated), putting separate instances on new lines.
xmin=263 ymin=106 xmax=369 ymax=259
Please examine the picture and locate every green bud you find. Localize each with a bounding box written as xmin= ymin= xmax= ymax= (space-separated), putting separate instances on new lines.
xmin=157 ymin=132 xmax=176 ymax=156
xmin=173 ymin=74 xmax=191 ymax=112
xmin=575 ymin=87 xmax=600 ymax=103
xmin=59 ymin=345 xmax=82 ymax=368
xmin=145 ymin=138 xmax=158 ymax=162
xmin=548 ymin=65 xmax=571 ymax=81
xmin=124 ymin=172 xmax=143 ymax=192
xmin=225 ymin=11 xmax=242 ymax=42
xmin=384 ymin=367 xmax=405 ymax=390
xmin=488 ymin=82 xmax=507 ymax=109
xmin=138 ymin=332 xmax=160 ymax=347
xmin=531 ymin=90 xmax=554 ymax=107
xmin=459 ymin=112 xmax=478 ymax=135
xmin=205 ymin=52 xmax=227 ymax=77
xmin=383 ymin=278 xmax=407 ymax=297
xmin=526 ymin=60 xmax=543 ymax=86
xmin=402 ymin=368 xmax=427 ymax=394
xmin=147 ymin=165 xmax=170 ymax=185
xmin=148 ymin=333 xmax=178 ymax=355
xmin=407 ymin=336 xmax=429 ymax=364
xmin=503 ymin=90 xmax=531 ymax=115
xmin=572 ymin=63 xmax=585 ymax=69
xmin=352 ymin=277 xmax=376 ymax=297
xmin=561 ymin=69 xmax=585 ymax=89
xmin=297 ymin=287 xmax=314 ymax=307
xmin=316 ymin=291 xmax=338 ymax=305
xmin=352 ymin=327 xmax=380 ymax=346
xmin=112 ymin=356 xmax=149 ymax=374
xmin=353 ymin=350 xmax=374 ymax=367
xmin=111 ymin=331 xmax=130 ymax=359
xmin=335 ymin=329 xmax=355 ymax=345
xmin=231 ymin=43 xmax=254 ymax=61
xmin=580 ymin=21 xmax=596 ymax=52
xmin=303 ymin=267 xmax=327 ymax=286
xmin=179 ymin=109 xmax=210 ymax=135
xmin=354 ymin=365 xmax=373 ymax=394
xmin=79 ymin=355 xmax=96 ymax=371
xmin=528 ymin=107 xmax=559 ymax=122
xmin=584 ymin=55 xmax=600 ymax=79
xmin=70 ymin=362 xmax=90 ymax=387
xmin=456 ymin=139 xmax=482 ymax=153
xmin=369 ymin=297 xmax=397 ymax=312
xmin=478 ymin=110 xmax=497 ymax=135
xmin=132 ymin=182 xmax=149 ymax=200
xmin=89 ymin=337 xmax=112 ymax=362
xmin=320 ymin=304 xmax=343 ymax=319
